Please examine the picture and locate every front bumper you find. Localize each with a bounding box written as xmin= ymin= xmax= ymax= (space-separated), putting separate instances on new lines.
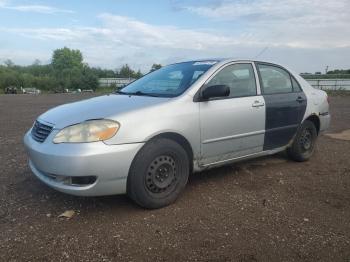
xmin=23 ymin=131 xmax=144 ymax=196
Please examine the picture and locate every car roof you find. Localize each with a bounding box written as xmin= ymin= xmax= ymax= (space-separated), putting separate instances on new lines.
xmin=168 ymin=59 xmax=296 ymax=76
xmin=172 ymin=58 xmax=281 ymax=65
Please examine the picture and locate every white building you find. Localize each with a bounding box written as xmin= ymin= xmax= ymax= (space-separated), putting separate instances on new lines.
xmin=99 ymin=78 xmax=135 ymax=88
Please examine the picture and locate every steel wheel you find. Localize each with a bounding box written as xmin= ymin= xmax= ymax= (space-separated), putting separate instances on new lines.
xmin=127 ymin=138 xmax=189 ymax=209
xmin=287 ymin=120 xmax=317 ymax=162
xmin=145 ymin=155 xmax=177 ymax=194
xmin=299 ymin=127 xmax=313 ymax=152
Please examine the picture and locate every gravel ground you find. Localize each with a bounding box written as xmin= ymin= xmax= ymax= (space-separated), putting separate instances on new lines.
xmin=0 ymin=94 xmax=349 ymax=262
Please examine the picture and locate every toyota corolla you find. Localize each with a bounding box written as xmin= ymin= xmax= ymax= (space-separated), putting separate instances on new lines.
xmin=24 ymin=59 xmax=330 ymax=208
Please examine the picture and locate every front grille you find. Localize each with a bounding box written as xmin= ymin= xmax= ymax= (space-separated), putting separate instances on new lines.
xmin=31 ymin=120 xmax=53 ymax=143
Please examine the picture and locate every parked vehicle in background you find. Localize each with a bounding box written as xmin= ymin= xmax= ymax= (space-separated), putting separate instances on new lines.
xmin=53 ymin=88 xmax=83 ymax=94
xmin=22 ymin=88 xmax=41 ymax=95
xmin=72 ymin=89 xmax=82 ymax=94
xmin=24 ymin=59 xmax=330 ymax=209
xmin=5 ymin=86 xmax=17 ymax=94
xmin=53 ymin=88 xmax=63 ymax=93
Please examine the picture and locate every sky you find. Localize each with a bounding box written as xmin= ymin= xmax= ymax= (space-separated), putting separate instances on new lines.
xmin=0 ymin=0 xmax=349 ymax=73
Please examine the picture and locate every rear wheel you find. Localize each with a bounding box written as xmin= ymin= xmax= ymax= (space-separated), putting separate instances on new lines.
xmin=287 ymin=120 xmax=317 ymax=162
xmin=127 ymin=138 xmax=189 ymax=209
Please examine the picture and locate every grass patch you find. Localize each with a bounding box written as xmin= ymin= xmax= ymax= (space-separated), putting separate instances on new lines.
xmin=325 ymin=90 xmax=350 ymax=96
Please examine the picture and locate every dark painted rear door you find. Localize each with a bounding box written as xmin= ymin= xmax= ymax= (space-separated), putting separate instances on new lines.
xmin=256 ymin=63 xmax=307 ymax=150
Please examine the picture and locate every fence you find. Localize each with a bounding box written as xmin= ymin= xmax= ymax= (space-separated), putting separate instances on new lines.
xmin=305 ymin=79 xmax=350 ymax=91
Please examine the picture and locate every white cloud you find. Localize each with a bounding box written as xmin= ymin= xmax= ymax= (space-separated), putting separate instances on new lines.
xmin=0 ymin=13 xmax=264 ymax=70
xmin=0 ymin=27 xmax=92 ymax=41
xmin=0 ymin=12 xmax=349 ymax=73
xmin=5 ymin=4 xmax=74 ymax=14
xmin=97 ymin=14 xmax=249 ymax=50
xmin=0 ymin=14 xmax=259 ymax=50
xmin=184 ymin=0 xmax=350 ymax=49
xmin=0 ymin=49 xmax=51 ymax=64
xmin=0 ymin=1 xmax=74 ymax=14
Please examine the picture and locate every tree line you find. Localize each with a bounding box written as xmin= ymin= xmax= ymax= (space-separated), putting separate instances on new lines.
xmin=0 ymin=47 xmax=162 ymax=92
xmin=326 ymin=69 xmax=350 ymax=75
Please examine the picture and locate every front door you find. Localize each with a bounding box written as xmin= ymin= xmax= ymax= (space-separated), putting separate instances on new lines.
xmin=256 ymin=63 xmax=307 ymax=150
xmin=199 ymin=63 xmax=265 ymax=166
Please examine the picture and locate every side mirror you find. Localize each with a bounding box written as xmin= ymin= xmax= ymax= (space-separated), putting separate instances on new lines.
xmin=201 ymin=85 xmax=230 ymax=100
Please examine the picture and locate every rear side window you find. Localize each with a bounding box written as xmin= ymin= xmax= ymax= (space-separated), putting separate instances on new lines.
xmin=257 ymin=64 xmax=293 ymax=94
xmin=291 ymin=76 xmax=302 ymax=92
xmin=206 ymin=63 xmax=257 ymax=98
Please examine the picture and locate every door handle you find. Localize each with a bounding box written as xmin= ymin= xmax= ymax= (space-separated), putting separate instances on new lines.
xmin=252 ymin=101 xmax=265 ymax=107
xmin=296 ymin=96 xmax=304 ymax=103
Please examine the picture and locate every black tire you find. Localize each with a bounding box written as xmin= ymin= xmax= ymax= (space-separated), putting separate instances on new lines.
xmin=287 ymin=120 xmax=318 ymax=162
xmin=127 ymin=138 xmax=190 ymax=209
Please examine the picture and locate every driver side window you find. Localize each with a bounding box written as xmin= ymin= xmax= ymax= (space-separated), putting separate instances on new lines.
xmin=207 ymin=63 xmax=257 ymax=98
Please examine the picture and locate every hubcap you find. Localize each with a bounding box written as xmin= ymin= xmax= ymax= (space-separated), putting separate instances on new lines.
xmin=145 ymin=155 xmax=177 ymax=193
xmin=300 ymin=128 xmax=313 ymax=151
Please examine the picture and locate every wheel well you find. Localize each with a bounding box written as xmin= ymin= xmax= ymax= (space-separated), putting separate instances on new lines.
xmin=150 ymin=132 xmax=194 ymax=171
xmin=305 ymin=114 xmax=320 ymax=134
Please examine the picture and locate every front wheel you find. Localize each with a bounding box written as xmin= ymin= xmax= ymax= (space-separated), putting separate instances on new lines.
xmin=287 ymin=120 xmax=318 ymax=162
xmin=127 ymin=138 xmax=189 ymax=209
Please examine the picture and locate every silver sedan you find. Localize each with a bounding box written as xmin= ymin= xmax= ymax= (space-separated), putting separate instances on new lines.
xmin=24 ymin=59 xmax=330 ymax=208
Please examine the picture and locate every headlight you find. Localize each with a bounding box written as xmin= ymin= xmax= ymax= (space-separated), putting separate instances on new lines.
xmin=53 ymin=120 xmax=120 ymax=143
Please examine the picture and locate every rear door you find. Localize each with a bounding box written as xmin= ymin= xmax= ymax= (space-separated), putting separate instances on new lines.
xmin=256 ymin=63 xmax=307 ymax=150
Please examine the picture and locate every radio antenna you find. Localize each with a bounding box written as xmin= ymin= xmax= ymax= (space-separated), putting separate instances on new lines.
xmin=253 ymin=46 xmax=269 ymax=59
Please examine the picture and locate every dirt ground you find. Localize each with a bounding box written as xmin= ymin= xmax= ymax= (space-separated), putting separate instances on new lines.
xmin=0 ymin=94 xmax=349 ymax=262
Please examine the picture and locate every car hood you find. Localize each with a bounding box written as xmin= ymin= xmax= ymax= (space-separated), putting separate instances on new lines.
xmin=38 ymin=94 xmax=170 ymax=129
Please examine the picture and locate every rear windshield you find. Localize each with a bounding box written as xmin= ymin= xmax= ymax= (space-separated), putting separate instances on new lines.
xmin=119 ymin=61 xmax=217 ymax=97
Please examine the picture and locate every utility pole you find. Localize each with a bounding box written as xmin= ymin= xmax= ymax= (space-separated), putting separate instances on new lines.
xmin=325 ymin=66 xmax=329 ymax=74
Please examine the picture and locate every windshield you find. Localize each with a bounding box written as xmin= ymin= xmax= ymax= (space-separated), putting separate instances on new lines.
xmin=118 ymin=61 xmax=217 ymax=97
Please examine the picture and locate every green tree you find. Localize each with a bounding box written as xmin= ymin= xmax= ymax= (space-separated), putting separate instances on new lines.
xmin=150 ymin=63 xmax=162 ymax=72
xmin=2 ymin=71 xmax=19 ymax=87
xmin=327 ymin=69 xmax=350 ymax=74
xmin=51 ymin=47 xmax=85 ymax=90
xmin=134 ymin=69 xmax=143 ymax=79
xmin=34 ymin=76 xmax=58 ymax=91
xmin=51 ymin=47 xmax=83 ymax=71
xmin=79 ymin=65 xmax=98 ymax=90
xmin=32 ymin=59 xmax=41 ymax=66
xmin=118 ymin=64 xmax=134 ymax=78
xmin=0 ymin=48 xmax=156 ymax=92
xmin=90 ymin=67 xmax=116 ymax=78
xmin=4 ymin=59 xmax=14 ymax=68
xmin=19 ymin=73 xmax=35 ymax=87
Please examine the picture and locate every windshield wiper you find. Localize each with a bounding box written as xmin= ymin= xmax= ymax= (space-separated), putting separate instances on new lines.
xmin=115 ymin=90 xmax=129 ymax=95
xmin=116 ymin=90 xmax=160 ymax=97
xmin=132 ymin=91 xmax=161 ymax=97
